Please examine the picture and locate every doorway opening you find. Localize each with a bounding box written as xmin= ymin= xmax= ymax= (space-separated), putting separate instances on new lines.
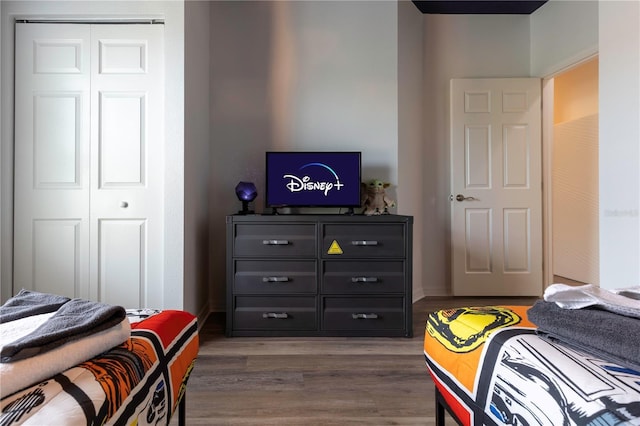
xmin=543 ymin=56 xmax=599 ymax=288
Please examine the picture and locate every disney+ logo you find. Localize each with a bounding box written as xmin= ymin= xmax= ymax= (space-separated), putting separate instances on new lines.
xmin=283 ymin=162 xmax=344 ymax=196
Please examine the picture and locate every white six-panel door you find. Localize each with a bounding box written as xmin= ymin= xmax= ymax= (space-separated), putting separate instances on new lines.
xmin=450 ymin=78 xmax=542 ymax=296
xmin=14 ymin=23 xmax=164 ymax=307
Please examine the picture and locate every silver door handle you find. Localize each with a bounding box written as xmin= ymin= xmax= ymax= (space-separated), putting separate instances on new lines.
xmin=454 ymin=194 xmax=477 ymax=202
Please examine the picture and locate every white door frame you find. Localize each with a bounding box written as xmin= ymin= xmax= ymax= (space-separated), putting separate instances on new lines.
xmin=542 ymin=77 xmax=555 ymax=288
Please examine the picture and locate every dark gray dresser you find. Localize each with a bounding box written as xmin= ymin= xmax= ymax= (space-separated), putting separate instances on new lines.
xmin=225 ymin=214 xmax=413 ymax=337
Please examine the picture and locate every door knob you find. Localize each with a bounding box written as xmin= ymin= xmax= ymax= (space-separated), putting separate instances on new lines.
xmin=120 ymin=201 xmax=129 ymax=208
xmin=455 ymin=194 xmax=476 ymax=202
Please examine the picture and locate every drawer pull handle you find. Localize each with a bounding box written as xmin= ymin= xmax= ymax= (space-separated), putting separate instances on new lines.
xmin=262 ymin=276 xmax=290 ymax=282
xmin=352 ymin=313 xmax=379 ymax=320
xmin=351 ymin=240 xmax=378 ymax=246
xmin=351 ymin=277 xmax=379 ymax=283
xmin=263 ymin=239 xmax=290 ymax=245
xmin=263 ymin=312 xmax=289 ymax=319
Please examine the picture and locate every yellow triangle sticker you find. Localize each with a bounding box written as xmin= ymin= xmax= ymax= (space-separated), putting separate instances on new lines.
xmin=327 ymin=240 xmax=343 ymax=255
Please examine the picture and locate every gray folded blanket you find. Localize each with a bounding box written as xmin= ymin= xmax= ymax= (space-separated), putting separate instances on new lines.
xmin=527 ymin=300 xmax=640 ymax=372
xmin=0 ymin=289 xmax=126 ymax=363
xmin=0 ymin=289 xmax=70 ymax=323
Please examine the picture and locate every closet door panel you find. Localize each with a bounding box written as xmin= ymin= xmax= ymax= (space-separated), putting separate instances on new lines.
xmin=90 ymin=24 xmax=165 ymax=308
xmin=34 ymin=94 xmax=82 ymax=186
xmin=98 ymin=219 xmax=146 ymax=308
xmin=32 ymin=219 xmax=82 ymax=297
xmin=99 ymin=93 xmax=145 ymax=186
xmin=13 ymin=23 xmax=91 ymax=299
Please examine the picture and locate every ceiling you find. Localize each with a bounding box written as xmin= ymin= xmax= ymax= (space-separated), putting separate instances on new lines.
xmin=412 ymin=1 xmax=548 ymax=14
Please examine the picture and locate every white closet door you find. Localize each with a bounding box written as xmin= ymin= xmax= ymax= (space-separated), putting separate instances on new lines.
xmin=89 ymin=24 xmax=164 ymax=308
xmin=14 ymin=23 xmax=92 ymax=299
xmin=14 ymin=23 xmax=165 ymax=308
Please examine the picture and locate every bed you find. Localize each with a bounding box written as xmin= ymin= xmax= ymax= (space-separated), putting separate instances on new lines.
xmin=1 ymin=299 xmax=199 ymax=426
xmin=423 ymin=304 xmax=640 ymax=426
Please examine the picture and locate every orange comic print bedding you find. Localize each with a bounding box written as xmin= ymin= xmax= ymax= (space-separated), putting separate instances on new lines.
xmin=1 ymin=310 xmax=198 ymax=426
xmin=423 ymin=305 xmax=640 ymax=426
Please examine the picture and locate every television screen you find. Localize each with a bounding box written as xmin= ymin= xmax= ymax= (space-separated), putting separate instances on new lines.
xmin=265 ymin=151 xmax=362 ymax=208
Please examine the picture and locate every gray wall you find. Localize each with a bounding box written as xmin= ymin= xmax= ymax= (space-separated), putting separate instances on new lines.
xmin=530 ymin=0 xmax=598 ymax=77
xmin=207 ymin=0 xmax=624 ymax=302
xmin=398 ymin=0 xmax=424 ymax=300
xmin=208 ymin=0 xmax=400 ymax=310
xmin=185 ymin=0 xmax=212 ymax=318
xmin=598 ymin=0 xmax=640 ymax=289
xmin=421 ymin=14 xmax=531 ymax=296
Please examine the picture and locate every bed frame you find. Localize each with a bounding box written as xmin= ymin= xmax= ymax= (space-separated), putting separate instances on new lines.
xmin=435 ymin=387 xmax=462 ymax=426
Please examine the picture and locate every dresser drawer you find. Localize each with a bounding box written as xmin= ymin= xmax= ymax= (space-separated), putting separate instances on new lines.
xmin=233 ymin=296 xmax=317 ymax=331
xmin=322 ymin=297 xmax=405 ymax=331
xmin=234 ymin=223 xmax=316 ymax=257
xmin=234 ymin=260 xmax=317 ymax=294
xmin=321 ymin=260 xmax=405 ymax=294
xmin=321 ymin=224 xmax=405 ymax=258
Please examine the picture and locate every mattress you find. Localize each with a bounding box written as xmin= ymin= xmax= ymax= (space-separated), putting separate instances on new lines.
xmin=423 ymin=305 xmax=640 ymax=425
xmin=1 ymin=309 xmax=199 ymax=425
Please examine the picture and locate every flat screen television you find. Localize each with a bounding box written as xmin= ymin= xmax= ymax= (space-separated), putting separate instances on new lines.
xmin=265 ymin=151 xmax=362 ymax=211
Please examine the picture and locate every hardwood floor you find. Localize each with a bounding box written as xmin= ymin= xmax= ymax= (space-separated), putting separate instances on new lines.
xmin=173 ymin=296 xmax=539 ymax=425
